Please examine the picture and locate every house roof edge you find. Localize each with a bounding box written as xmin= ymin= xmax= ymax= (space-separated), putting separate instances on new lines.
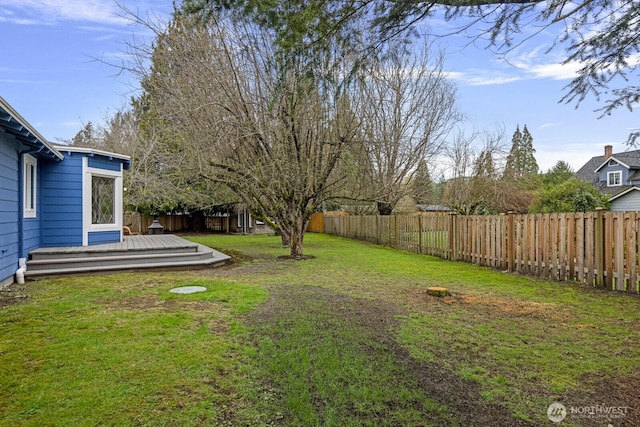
xmin=0 ymin=96 xmax=64 ymax=160
xmin=53 ymin=145 xmax=131 ymax=162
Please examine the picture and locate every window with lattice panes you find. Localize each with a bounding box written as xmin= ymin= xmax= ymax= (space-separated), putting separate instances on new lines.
xmin=91 ymin=176 xmax=115 ymax=224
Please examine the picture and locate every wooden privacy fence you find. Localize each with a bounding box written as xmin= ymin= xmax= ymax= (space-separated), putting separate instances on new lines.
xmin=124 ymin=213 xmax=194 ymax=234
xmin=323 ymin=209 xmax=640 ymax=294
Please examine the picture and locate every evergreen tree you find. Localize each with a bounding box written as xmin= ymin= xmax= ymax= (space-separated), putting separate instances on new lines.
xmin=473 ymin=148 xmax=496 ymax=179
xmin=543 ymin=160 xmax=574 ymax=186
xmin=503 ymin=125 xmax=521 ymax=178
xmin=411 ymin=160 xmax=433 ymax=205
xmin=520 ymin=125 xmax=539 ymax=175
xmin=71 ymin=122 xmax=98 ymax=147
xmin=504 ymin=124 xmax=539 ymax=178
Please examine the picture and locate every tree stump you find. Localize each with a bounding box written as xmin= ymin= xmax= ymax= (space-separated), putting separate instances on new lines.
xmin=426 ymin=287 xmax=449 ymax=297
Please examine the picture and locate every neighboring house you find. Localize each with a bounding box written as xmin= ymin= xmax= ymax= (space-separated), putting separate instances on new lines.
xmin=205 ymin=205 xmax=273 ymax=234
xmin=417 ymin=204 xmax=452 ymax=213
xmin=0 ymin=97 xmax=130 ymax=286
xmin=575 ymin=145 xmax=640 ymax=211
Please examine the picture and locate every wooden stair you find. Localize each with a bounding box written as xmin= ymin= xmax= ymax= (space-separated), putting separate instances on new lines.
xmin=25 ymin=235 xmax=230 ymax=279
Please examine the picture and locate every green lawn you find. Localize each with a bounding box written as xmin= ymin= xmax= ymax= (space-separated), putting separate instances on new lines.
xmin=1 ymin=233 xmax=638 ymax=426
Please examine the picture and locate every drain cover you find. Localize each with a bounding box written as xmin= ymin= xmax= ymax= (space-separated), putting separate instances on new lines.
xmin=169 ymin=286 xmax=207 ymax=294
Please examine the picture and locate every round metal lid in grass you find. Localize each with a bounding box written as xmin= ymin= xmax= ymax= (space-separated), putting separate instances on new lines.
xmin=169 ymin=286 xmax=207 ymax=294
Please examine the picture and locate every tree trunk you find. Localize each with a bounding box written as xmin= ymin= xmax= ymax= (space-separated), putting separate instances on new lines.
xmin=377 ymin=201 xmax=394 ymax=215
xmin=192 ymin=210 xmax=205 ymax=232
xmin=280 ymin=230 xmax=291 ymax=247
xmin=289 ymin=231 xmax=304 ymax=258
xmin=287 ymin=217 xmax=306 ymax=258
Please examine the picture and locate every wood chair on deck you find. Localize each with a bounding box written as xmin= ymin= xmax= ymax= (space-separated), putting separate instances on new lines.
xmin=123 ymin=226 xmax=139 ymax=236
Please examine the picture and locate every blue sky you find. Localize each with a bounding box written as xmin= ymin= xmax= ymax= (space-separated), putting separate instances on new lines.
xmin=0 ymin=0 xmax=637 ymax=172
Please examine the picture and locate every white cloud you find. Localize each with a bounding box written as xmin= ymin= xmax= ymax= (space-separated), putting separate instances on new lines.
xmin=448 ymin=41 xmax=584 ymax=86
xmin=508 ymin=46 xmax=582 ymax=80
xmin=446 ymin=70 xmax=522 ymax=86
xmin=448 ymin=58 xmax=580 ymax=86
xmin=0 ymin=0 xmax=144 ymax=25
xmin=525 ymin=61 xmax=582 ymax=80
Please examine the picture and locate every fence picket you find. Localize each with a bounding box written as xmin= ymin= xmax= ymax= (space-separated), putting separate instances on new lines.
xmin=605 ymin=212 xmax=614 ymax=289
xmin=628 ymin=212 xmax=639 ymax=293
xmin=614 ymin=213 xmax=625 ymax=291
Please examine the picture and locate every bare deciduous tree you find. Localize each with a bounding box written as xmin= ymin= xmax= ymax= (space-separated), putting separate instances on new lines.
xmin=439 ymin=127 xmax=535 ymax=214
xmin=354 ymin=42 xmax=462 ymax=214
xmin=128 ymin=10 xmax=360 ymax=257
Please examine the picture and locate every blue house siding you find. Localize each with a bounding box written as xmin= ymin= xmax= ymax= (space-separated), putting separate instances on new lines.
xmin=41 ymin=149 xmax=128 ymax=247
xmin=88 ymin=156 xmax=121 ymax=172
xmin=19 ymin=156 xmax=46 ymax=257
xmin=0 ymin=136 xmax=19 ymax=285
xmin=88 ymin=230 xmax=121 ymax=245
xmin=21 ymin=217 xmax=40 ymax=257
xmin=40 ymin=155 xmax=84 ymax=247
xmin=611 ymin=190 xmax=640 ymax=212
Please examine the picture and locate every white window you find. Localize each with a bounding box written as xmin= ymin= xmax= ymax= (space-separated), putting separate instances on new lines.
xmin=608 ymin=171 xmax=622 ymax=187
xmin=82 ymin=157 xmax=123 ymax=245
xmin=91 ymin=176 xmax=115 ymax=224
xmin=237 ymin=212 xmax=253 ymax=228
xmin=23 ymin=154 xmax=37 ymax=218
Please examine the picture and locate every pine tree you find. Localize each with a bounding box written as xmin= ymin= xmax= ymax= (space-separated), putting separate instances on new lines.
xmin=411 ymin=160 xmax=433 ymax=205
xmin=543 ymin=160 xmax=574 ymax=186
xmin=473 ymin=148 xmax=496 ymax=179
xmin=520 ymin=125 xmax=539 ymax=175
xmin=503 ymin=125 xmax=521 ymax=178
xmin=504 ymin=124 xmax=538 ymax=178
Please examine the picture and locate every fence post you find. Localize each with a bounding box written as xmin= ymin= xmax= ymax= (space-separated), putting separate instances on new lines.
xmin=393 ymin=215 xmax=398 ymax=249
xmin=449 ymin=212 xmax=458 ymax=261
xmin=507 ymin=211 xmax=515 ymax=272
xmin=419 ymin=215 xmax=423 ymax=254
xmin=595 ymin=207 xmax=605 ymax=287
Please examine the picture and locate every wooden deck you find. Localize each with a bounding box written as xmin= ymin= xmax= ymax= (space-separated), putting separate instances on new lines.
xmin=26 ymin=235 xmax=230 ymax=278
xmin=30 ymin=235 xmax=198 ymax=255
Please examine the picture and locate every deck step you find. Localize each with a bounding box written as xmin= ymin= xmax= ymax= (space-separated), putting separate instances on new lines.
xmin=24 ymin=257 xmax=229 ymax=278
xmin=28 ymin=249 xmax=212 ymax=271
xmin=25 ymin=238 xmax=231 ymax=279
xmin=29 ymin=245 xmax=199 ymax=261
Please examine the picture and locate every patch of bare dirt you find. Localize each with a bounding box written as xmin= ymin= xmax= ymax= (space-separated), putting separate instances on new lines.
xmin=562 ymin=373 xmax=640 ymax=426
xmin=199 ymin=252 xmax=298 ymax=278
xmin=0 ymin=283 xmax=29 ymax=309
xmin=407 ymin=288 xmax=572 ymax=321
xmin=246 ymin=284 xmax=532 ymax=426
xmin=93 ymin=295 xmax=231 ymax=335
xmin=94 ymin=294 xmax=221 ymax=312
